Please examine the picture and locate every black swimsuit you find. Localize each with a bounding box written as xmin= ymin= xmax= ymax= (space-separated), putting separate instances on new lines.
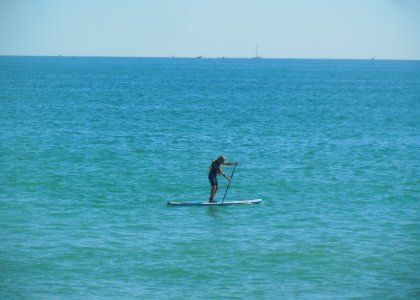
xmin=208 ymin=160 xmax=221 ymax=186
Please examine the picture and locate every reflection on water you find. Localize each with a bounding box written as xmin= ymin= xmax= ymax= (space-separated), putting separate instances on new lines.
xmin=207 ymin=206 xmax=219 ymax=217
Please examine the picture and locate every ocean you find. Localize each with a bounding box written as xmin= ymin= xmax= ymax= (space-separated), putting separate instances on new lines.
xmin=0 ymin=56 xmax=419 ymax=299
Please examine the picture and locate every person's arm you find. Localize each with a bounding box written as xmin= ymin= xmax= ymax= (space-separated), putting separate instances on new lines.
xmin=220 ymin=162 xmax=238 ymax=181
xmin=220 ymin=170 xmax=231 ymax=181
xmin=223 ymin=162 xmax=239 ymax=166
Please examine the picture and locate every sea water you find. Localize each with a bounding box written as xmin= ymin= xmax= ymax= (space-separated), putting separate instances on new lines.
xmin=0 ymin=56 xmax=419 ymax=299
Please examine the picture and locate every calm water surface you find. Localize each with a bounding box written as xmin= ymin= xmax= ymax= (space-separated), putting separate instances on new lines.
xmin=0 ymin=57 xmax=419 ymax=299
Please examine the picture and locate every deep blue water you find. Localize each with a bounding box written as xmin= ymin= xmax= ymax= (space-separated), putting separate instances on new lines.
xmin=0 ymin=56 xmax=419 ymax=299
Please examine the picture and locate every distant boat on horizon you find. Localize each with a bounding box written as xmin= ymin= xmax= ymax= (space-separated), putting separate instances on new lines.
xmin=253 ymin=45 xmax=262 ymax=59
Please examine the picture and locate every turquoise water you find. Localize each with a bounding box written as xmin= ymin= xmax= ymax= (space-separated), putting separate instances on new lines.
xmin=1 ymin=56 xmax=419 ymax=299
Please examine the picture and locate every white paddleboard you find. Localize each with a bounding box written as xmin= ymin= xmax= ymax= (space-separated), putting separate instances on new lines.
xmin=167 ymin=199 xmax=262 ymax=206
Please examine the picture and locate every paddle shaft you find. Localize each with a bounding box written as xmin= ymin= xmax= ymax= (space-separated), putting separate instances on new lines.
xmin=222 ymin=164 xmax=237 ymax=204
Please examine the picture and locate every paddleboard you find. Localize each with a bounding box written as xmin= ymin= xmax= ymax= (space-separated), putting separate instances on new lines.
xmin=167 ymin=199 xmax=262 ymax=206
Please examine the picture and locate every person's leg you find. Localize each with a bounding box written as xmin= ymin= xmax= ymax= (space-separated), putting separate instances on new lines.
xmin=213 ymin=185 xmax=220 ymax=202
xmin=210 ymin=185 xmax=218 ymax=202
xmin=209 ymin=176 xmax=219 ymax=202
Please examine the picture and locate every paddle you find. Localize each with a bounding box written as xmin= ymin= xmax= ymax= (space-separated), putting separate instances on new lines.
xmin=221 ymin=163 xmax=237 ymax=204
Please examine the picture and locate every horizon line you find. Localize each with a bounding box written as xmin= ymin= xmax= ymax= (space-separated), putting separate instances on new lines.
xmin=1 ymin=54 xmax=419 ymax=62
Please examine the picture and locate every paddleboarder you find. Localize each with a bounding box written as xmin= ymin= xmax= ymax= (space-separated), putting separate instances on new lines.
xmin=208 ymin=155 xmax=238 ymax=203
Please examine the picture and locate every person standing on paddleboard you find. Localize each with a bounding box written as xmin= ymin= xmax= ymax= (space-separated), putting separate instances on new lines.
xmin=208 ymin=155 xmax=238 ymax=203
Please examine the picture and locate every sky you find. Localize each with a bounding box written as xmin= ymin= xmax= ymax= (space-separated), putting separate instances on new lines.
xmin=0 ymin=0 xmax=419 ymax=59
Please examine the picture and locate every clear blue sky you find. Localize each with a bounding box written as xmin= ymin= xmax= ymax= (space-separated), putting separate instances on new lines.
xmin=1 ymin=0 xmax=419 ymax=59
